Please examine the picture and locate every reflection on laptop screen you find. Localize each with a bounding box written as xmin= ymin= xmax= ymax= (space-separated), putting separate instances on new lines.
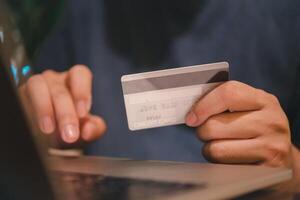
xmin=0 ymin=5 xmax=32 ymax=87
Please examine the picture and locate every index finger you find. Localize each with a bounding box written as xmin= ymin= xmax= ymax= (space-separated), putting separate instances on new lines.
xmin=185 ymin=81 xmax=268 ymax=127
xmin=68 ymin=65 xmax=93 ymax=118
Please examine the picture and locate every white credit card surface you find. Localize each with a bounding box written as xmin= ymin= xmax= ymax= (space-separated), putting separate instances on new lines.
xmin=121 ymin=62 xmax=229 ymax=131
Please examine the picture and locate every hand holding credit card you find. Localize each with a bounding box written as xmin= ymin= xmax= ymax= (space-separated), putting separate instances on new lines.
xmin=121 ymin=62 xmax=229 ymax=131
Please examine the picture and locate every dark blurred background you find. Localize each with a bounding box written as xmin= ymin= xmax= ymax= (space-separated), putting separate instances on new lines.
xmin=7 ymin=0 xmax=65 ymax=59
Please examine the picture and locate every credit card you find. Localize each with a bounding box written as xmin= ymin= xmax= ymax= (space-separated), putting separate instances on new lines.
xmin=121 ymin=62 xmax=229 ymax=131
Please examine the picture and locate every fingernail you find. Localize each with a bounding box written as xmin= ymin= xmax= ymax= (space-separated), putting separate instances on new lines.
xmin=77 ymin=100 xmax=87 ymax=118
xmin=41 ymin=116 xmax=54 ymax=134
xmin=62 ymin=124 xmax=79 ymax=143
xmin=186 ymin=111 xmax=198 ymax=127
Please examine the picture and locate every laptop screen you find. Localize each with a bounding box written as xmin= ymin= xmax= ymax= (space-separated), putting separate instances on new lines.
xmin=0 ymin=2 xmax=55 ymax=200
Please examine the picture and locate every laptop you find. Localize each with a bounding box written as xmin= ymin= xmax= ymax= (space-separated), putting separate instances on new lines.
xmin=0 ymin=2 xmax=292 ymax=200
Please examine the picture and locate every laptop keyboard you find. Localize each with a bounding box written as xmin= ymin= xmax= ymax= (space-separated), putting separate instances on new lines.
xmin=53 ymin=171 xmax=205 ymax=200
